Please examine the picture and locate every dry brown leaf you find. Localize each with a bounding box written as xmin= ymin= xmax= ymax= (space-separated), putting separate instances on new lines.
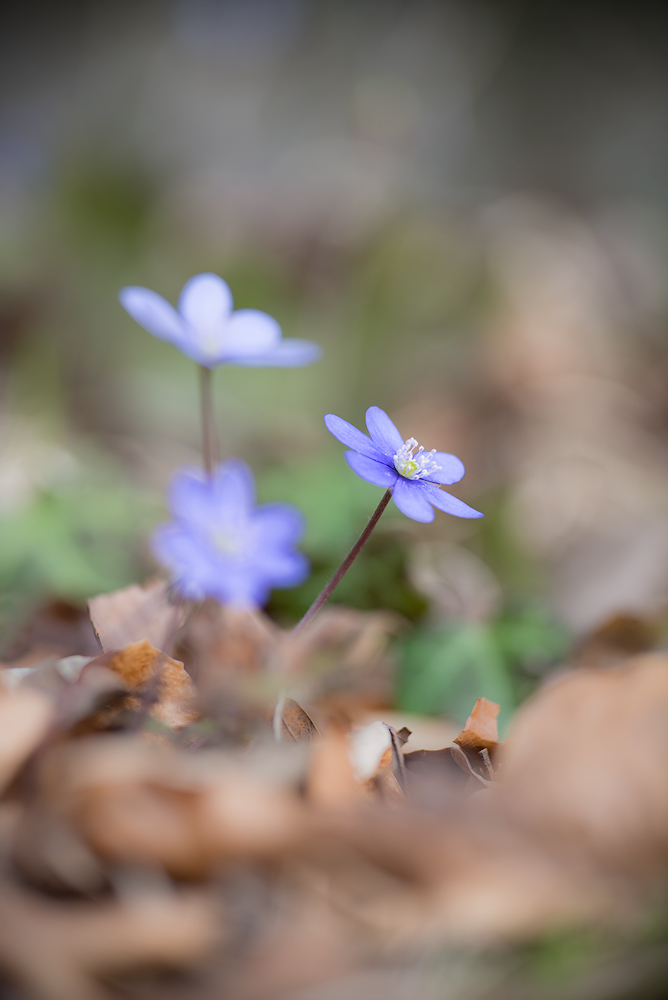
xmin=501 ymin=653 xmax=668 ymax=875
xmin=88 ymin=578 xmax=185 ymax=653
xmin=307 ymin=727 xmax=360 ymax=807
xmin=280 ymin=697 xmax=320 ymax=743
xmin=0 ymin=881 xmax=218 ymax=1000
xmin=0 ymin=687 xmax=54 ymax=792
xmin=34 ymin=737 xmax=307 ymax=879
xmin=453 ymin=696 xmax=500 ymax=753
xmin=104 ymin=640 xmax=198 ymax=729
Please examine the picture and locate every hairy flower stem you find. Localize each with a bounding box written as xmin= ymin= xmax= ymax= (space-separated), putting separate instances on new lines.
xmin=292 ymin=488 xmax=393 ymax=637
xmin=199 ymin=365 xmax=219 ymax=476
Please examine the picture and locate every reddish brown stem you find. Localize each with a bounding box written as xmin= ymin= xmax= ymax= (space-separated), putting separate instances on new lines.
xmin=199 ymin=365 xmax=219 ymax=476
xmin=292 ymin=488 xmax=393 ymax=637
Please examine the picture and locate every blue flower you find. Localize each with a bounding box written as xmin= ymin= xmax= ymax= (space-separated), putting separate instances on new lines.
xmin=119 ymin=272 xmax=322 ymax=369
xmin=324 ymin=406 xmax=483 ymax=523
xmin=152 ymin=459 xmax=309 ymax=607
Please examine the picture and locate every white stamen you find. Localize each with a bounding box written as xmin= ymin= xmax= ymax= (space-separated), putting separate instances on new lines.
xmin=393 ymin=437 xmax=441 ymax=480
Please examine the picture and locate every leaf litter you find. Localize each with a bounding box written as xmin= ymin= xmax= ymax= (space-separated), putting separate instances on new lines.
xmin=0 ymin=581 xmax=666 ymax=998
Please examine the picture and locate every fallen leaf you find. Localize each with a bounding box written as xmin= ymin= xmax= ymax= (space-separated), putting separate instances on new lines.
xmin=0 ymin=880 xmax=218 ymax=1000
xmin=0 ymin=687 xmax=54 ymax=792
xmin=453 ymin=696 xmax=500 ymax=754
xmin=104 ymin=640 xmax=198 ymax=729
xmin=88 ymin=579 xmax=185 ymax=653
xmin=280 ymin=698 xmax=320 ymax=743
xmin=501 ymin=653 xmax=668 ymax=875
xmin=307 ymin=727 xmax=360 ymax=807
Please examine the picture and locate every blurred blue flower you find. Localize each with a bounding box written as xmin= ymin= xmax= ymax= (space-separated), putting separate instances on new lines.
xmin=324 ymin=406 xmax=483 ymax=523
xmin=119 ymin=272 xmax=321 ymax=369
xmin=152 ymin=459 xmax=309 ymax=607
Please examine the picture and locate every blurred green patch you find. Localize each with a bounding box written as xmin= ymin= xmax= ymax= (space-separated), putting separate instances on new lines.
xmin=58 ymin=162 xmax=154 ymax=254
xmin=396 ymin=607 xmax=569 ymax=732
xmin=0 ymin=469 xmax=159 ymax=649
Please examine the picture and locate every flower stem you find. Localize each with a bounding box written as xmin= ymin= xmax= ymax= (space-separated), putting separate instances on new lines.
xmin=292 ymin=488 xmax=393 ymax=637
xmin=199 ymin=365 xmax=219 ymax=476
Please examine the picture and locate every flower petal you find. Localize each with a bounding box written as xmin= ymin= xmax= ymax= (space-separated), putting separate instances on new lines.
xmin=151 ymin=524 xmax=210 ymax=600
xmin=420 ymin=482 xmax=484 ymax=519
xmin=255 ymin=550 xmax=310 ymax=588
xmin=212 ymin=459 xmax=255 ymax=517
xmin=221 ymin=309 xmax=282 ymax=358
xmin=345 ymin=451 xmax=398 ymax=488
xmin=324 ymin=414 xmax=386 ymax=460
xmin=424 ymin=452 xmax=465 ymax=486
xmin=392 ymin=478 xmax=435 ymax=523
xmin=119 ymin=287 xmax=184 ymax=344
xmin=178 ymin=273 xmax=233 ymax=336
xmin=167 ymin=466 xmax=215 ymax=524
xmin=252 ymin=503 xmax=305 ymax=547
xmin=229 ymin=339 xmax=322 ymax=367
xmin=365 ymin=407 xmax=404 ymax=456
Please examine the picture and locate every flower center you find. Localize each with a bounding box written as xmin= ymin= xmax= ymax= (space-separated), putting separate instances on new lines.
xmin=211 ymin=528 xmax=243 ymax=555
xmin=393 ymin=438 xmax=441 ymax=481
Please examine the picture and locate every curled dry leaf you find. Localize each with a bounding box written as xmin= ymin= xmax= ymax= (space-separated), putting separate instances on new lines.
xmin=88 ymin=578 xmax=186 ymax=653
xmin=453 ymin=696 xmax=500 ymax=754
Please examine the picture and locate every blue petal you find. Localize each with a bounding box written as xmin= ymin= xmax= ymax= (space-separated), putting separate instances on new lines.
xmin=119 ymin=287 xmax=184 ymax=344
xmin=256 ymin=550 xmax=310 ymax=588
xmin=229 ymin=339 xmax=322 ymax=367
xmin=219 ymin=309 xmax=282 ymax=359
xmin=324 ymin=414 xmax=386 ymax=461
xmin=365 ymin=407 xmax=404 ymax=456
xmin=213 ymin=459 xmax=256 ymax=517
xmin=392 ymin=478 xmax=435 ymax=522
xmin=345 ymin=451 xmax=398 ymax=488
xmin=420 ymin=482 xmax=484 ymax=519
xmin=178 ymin=273 xmax=233 ymax=336
xmin=424 ymin=452 xmax=465 ymax=486
xmin=167 ymin=466 xmax=215 ymax=524
xmin=252 ymin=504 xmax=305 ymax=547
xmin=151 ymin=524 xmax=211 ymax=600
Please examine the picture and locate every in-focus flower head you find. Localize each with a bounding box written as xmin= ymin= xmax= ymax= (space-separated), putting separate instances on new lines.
xmin=152 ymin=459 xmax=309 ymax=607
xmin=324 ymin=406 xmax=483 ymax=523
xmin=119 ymin=272 xmax=322 ymax=369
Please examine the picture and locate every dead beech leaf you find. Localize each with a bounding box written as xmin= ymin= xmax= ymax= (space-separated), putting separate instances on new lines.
xmin=104 ymin=640 xmax=198 ymax=729
xmin=453 ymin=696 xmax=500 ymax=753
xmin=0 ymin=687 xmax=54 ymax=791
xmin=501 ymin=653 xmax=668 ymax=874
xmin=280 ymin=698 xmax=320 ymax=743
xmin=88 ymin=578 xmax=185 ymax=653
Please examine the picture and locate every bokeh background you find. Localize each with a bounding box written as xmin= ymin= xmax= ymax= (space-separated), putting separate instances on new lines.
xmin=3 ymin=0 xmax=668 ymax=728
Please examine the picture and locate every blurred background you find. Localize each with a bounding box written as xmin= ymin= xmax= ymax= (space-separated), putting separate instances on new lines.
xmin=2 ymin=0 xmax=668 ymax=727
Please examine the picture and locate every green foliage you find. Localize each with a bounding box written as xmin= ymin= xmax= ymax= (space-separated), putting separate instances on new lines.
xmin=396 ymin=608 xmax=569 ymax=732
xmin=0 ymin=473 xmax=158 ymax=637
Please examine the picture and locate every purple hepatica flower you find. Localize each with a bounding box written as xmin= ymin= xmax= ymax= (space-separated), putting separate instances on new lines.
xmin=324 ymin=406 xmax=483 ymax=524
xmin=119 ymin=272 xmax=321 ymax=369
xmin=152 ymin=459 xmax=309 ymax=607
